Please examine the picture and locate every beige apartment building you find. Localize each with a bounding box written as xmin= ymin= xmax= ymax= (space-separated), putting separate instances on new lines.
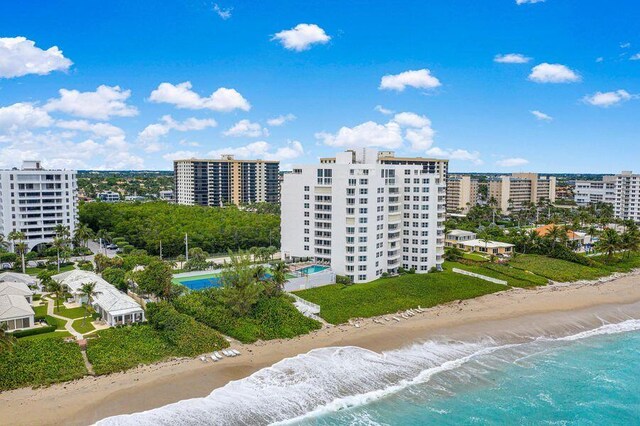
xmin=488 ymin=173 xmax=556 ymax=213
xmin=446 ymin=175 xmax=478 ymax=213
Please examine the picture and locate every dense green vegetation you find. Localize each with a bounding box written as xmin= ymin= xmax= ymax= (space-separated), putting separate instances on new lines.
xmin=0 ymin=338 xmax=86 ymax=391
xmin=444 ymin=261 xmax=545 ymax=288
xmin=173 ymin=292 xmax=321 ymax=343
xmin=80 ymin=202 xmax=280 ymax=256
xmin=295 ymin=270 xmax=507 ymax=325
xmin=78 ymin=170 xmax=174 ymax=199
xmin=87 ymin=303 xmax=228 ymax=375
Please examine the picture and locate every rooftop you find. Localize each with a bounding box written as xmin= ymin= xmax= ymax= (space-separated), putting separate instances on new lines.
xmin=0 ymin=294 xmax=34 ymax=320
xmin=460 ymin=239 xmax=515 ymax=249
xmin=0 ymin=281 xmax=33 ymax=298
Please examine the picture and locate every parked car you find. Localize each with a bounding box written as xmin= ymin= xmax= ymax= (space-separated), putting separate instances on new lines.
xmin=106 ymin=244 xmax=118 ymax=250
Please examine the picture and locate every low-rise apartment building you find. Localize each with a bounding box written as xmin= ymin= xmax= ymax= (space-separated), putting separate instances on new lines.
xmin=281 ymin=148 xmax=448 ymax=283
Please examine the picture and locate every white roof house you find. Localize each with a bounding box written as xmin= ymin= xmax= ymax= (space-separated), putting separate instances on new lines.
xmin=53 ymin=270 xmax=144 ymax=326
xmin=0 ymin=294 xmax=34 ymax=331
xmin=459 ymin=239 xmax=515 ymax=256
xmin=0 ymin=281 xmax=34 ymax=303
xmin=0 ymin=272 xmax=37 ymax=287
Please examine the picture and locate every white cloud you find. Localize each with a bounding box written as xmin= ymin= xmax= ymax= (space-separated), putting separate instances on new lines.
xmin=213 ymin=4 xmax=232 ymax=20
xmin=138 ymin=115 xmax=217 ymax=152
xmin=162 ymin=150 xmax=199 ymax=162
xmin=582 ymin=90 xmax=635 ymax=108
xmin=621 ymin=42 xmax=631 ymax=49
xmin=315 ymin=111 xmax=435 ymax=151
xmin=374 ymin=105 xmax=394 ymax=115
xmin=528 ymin=63 xmax=580 ymax=83
xmin=0 ymin=36 xmax=72 ymax=78
xmin=223 ymin=119 xmax=268 ymax=138
xmin=271 ymin=24 xmax=331 ymax=51
xmin=316 ymin=121 xmax=403 ymax=149
xmin=496 ymin=157 xmax=529 ymax=167
xmin=426 ymin=147 xmax=483 ymax=165
xmin=44 ymin=85 xmax=138 ymax=120
xmin=630 ymin=53 xmax=640 ymax=61
xmin=206 ymin=140 xmax=304 ymax=161
xmin=530 ymin=110 xmax=553 ymax=121
xmin=379 ymin=69 xmax=441 ymax=91
xmin=516 ymin=0 xmax=545 ymax=4
xmin=596 ymin=57 xmax=604 ymax=63
xmin=267 ymin=113 xmax=296 ymax=126
xmin=149 ymin=81 xmax=251 ymax=112
xmin=56 ymin=120 xmax=125 ymax=138
xmin=179 ymin=139 xmax=201 ymax=147
xmin=494 ymin=53 xmax=531 ymax=64
xmin=0 ymin=103 xmax=54 ymax=132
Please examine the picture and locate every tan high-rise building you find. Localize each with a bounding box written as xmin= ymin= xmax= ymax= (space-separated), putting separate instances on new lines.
xmin=488 ymin=173 xmax=556 ymax=214
xmin=174 ymin=155 xmax=280 ymax=206
xmin=446 ymin=175 xmax=478 ymax=213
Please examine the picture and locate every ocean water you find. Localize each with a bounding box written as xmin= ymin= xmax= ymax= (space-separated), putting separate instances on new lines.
xmin=98 ymin=319 xmax=640 ymax=426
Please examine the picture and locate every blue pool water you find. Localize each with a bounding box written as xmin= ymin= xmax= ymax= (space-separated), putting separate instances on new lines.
xmin=98 ymin=319 xmax=640 ymax=426
xmin=298 ymin=265 xmax=328 ymax=275
xmin=179 ymin=276 xmax=222 ymax=290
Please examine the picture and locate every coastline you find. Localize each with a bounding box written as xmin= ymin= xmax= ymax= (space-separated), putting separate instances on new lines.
xmin=2 ymin=274 xmax=640 ymax=426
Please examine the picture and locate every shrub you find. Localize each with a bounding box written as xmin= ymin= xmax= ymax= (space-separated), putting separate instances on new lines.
xmin=335 ymin=275 xmax=353 ymax=285
xmin=11 ymin=325 xmax=56 ymax=338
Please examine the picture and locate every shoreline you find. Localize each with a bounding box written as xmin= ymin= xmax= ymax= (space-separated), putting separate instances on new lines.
xmin=2 ymin=274 xmax=640 ymax=426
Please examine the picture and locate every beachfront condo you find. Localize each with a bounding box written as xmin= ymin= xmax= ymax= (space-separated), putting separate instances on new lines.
xmin=0 ymin=160 xmax=78 ymax=251
xmin=281 ymin=148 xmax=448 ymax=283
xmin=173 ymin=155 xmax=280 ymax=207
xmin=573 ymin=172 xmax=640 ymax=223
xmin=446 ymin=175 xmax=479 ymax=214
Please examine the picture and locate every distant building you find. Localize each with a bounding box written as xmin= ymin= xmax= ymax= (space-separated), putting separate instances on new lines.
xmin=488 ymin=173 xmax=556 ymax=214
xmin=574 ymin=176 xmax=616 ymax=206
xmin=0 ymin=161 xmax=77 ymax=251
xmin=614 ymin=171 xmax=640 ymax=222
xmin=158 ymin=190 xmax=173 ymax=201
xmin=174 ymin=155 xmax=280 ymax=207
xmin=281 ymin=148 xmax=448 ymax=283
xmin=124 ymin=195 xmax=146 ymax=202
xmin=446 ymin=175 xmax=478 ymax=213
xmin=97 ymin=190 xmax=121 ymax=202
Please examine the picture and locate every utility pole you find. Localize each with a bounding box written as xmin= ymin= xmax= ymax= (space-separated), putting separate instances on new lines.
xmin=159 ymin=240 xmax=163 ymax=260
xmin=185 ymin=233 xmax=189 ymax=262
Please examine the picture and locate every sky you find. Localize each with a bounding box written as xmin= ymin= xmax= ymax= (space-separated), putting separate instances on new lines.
xmin=0 ymin=0 xmax=639 ymax=173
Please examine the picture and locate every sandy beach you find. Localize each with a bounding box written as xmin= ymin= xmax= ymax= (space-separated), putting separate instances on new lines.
xmin=2 ymin=274 xmax=640 ymax=426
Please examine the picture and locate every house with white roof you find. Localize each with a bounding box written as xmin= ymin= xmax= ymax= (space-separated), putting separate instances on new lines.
xmin=0 ymin=281 xmax=34 ymax=303
xmin=445 ymin=229 xmax=514 ymax=257
xmin=0 ymin=272 xmax=38 ymax=287
xmin=53 ymin=270 xmax=145 ymax=326
xmin=0 ymin=294 xmax=34 ymax=331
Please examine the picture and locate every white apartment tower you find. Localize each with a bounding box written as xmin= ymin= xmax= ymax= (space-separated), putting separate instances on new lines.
xmin=0 ymin=161 xmax=78 ymax=250
xmin=574 ymin=176 xmax=617 ymax=206
xmin=614 ymin=171 xmax=640 ymax=222
xmin=281 ymin=149 xmax=448 ymax=283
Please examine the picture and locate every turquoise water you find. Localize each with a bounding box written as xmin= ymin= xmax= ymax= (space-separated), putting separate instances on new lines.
xmin=178 ymin=276 xmax=222 ymax=290
xmin=299 ymin=265 xmax=328 ymax=275
xmin=98 ymin=319 xmax=640 ymax=426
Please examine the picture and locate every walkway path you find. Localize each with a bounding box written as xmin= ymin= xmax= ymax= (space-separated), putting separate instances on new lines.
xmin=45 ymin=297 xmax=83 ymax=340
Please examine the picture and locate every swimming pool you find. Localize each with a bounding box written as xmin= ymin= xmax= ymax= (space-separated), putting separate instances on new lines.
xmin=173 ymin=274 xmax=222 ymax=290
xmin=298 ymin=265 xmax=329 ymax=275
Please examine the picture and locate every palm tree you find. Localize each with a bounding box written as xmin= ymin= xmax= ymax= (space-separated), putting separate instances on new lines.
xmin=0 ymin=233 xmax=10 ymax=251
xmin=15 ymin=241 xmax=28 ymax=274
xmin=46 ymin=279 xmax=64 ymax=312
xmin=545 ymin=225 xmax=566 ymax=250
xmin=73 ymin=224 xmax=94 ymax=260
xmin=269 ymin=261 xmax=290 ymax=295
xmin=0 ymin=322 xmax=16 ymax=353
xmin=596 ymin=228 xmax=620 ymax=262
xmin=7 ymin=230 xmax=25 ymax=254
xmin=620 ymin=225 xmax=640 ymax=259
xmin=79 ymin=282 xmax=99 ymax=327
xmin=52 ymin=237 xmax=67 ymax=273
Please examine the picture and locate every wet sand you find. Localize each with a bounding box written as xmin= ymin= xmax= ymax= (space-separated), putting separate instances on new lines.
xmin=2 ymin=274 xmax=640 ymax=426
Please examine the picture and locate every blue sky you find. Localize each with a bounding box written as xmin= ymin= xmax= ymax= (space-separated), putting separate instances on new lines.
xmin=0 ymin=0 xmax=638 ymax=172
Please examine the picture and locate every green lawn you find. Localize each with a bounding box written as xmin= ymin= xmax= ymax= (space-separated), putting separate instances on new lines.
xmin=294 ymin=270 xmax=507 ymax=324
xmin=509 ymin=254 xmax=606 ymax=282
xmin=25 ymin=264 xmax=75 ymax=276
xmin=462 ymin=252 xmax=489 ymax=262
xmin=33 ymin=302 xmax=48 ymax=317
xmin=444 ymin=261 xmax=542 ymax=288
xmin=71 ymin=318 xmax=95 ymax=335
xmin=45 ymin=315 xmax=67 ymax=330
xmin=55 ymin=306 xmax=88 ymax=319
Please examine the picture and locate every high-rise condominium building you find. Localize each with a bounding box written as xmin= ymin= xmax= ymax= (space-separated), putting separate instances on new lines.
xmin=488 ymin=173 xmax=556 ymax=213
xmin=614 ymin=171 xmax=640 ymax=222
xmin=174 ymin=155 xmax=280 ymax=207
xmin=446 ymin=175 xmax=479 ymax=213
xmin=281 ymin=148 xmax=448 ymax=283
xmin=0 ymin=161 xmax=78 ymax=251
xmin=574 ymin=176 xmax=617 ymax=206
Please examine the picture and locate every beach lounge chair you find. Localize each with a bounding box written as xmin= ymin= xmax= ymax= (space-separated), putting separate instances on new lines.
xmin=223 ymin=349 xmax=234 ymax=357
xmin=200 ymin=356 xmax=207 ymax=362
xmin=393 ymin=316 xmax=401 ymax=322
xmin=209 ymin=354 xmax=218 ymax=362
xmin=231 ymin=349 xmax=241 ymax=356
xmin=214 ymin=351 xmax=224 ymax=360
